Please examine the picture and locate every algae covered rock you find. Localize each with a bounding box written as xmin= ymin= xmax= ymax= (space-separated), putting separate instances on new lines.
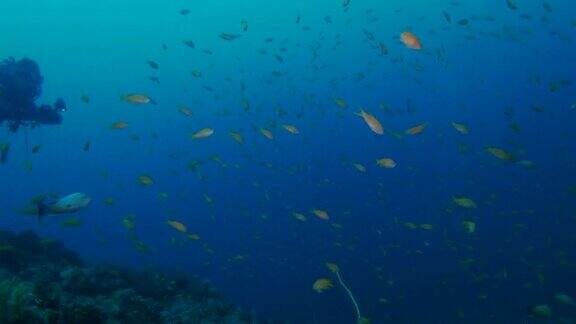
xmin=0 ymin=230 xmax=258 ymax=324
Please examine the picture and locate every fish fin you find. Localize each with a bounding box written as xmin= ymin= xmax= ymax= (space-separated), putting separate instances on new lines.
xmin=354 ymin=110 xmax=365 ymax=117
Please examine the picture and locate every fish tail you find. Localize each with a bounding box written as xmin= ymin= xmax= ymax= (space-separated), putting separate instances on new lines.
xmin=36 ymin=201 xmax=49 ymax=222
xmin=354 ymin=110 xmax=365 ymax=117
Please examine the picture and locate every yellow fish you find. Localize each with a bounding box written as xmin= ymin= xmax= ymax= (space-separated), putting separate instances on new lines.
xmin=376 ymin=158 xmax=397 ymax=169
xmin=404 ymin=222 xmax=418 ymax=229
xmin=312 ymin=209 xmax=329 ymax=220
xmin=554 ymin=293 xmax=574 ymax=305
xmin=260 ymin=128 xmax=274 ymax=140
xmin=312 ymin=278 xmax=333 ymax=293
xmin=453 ymin=197 xmax=477 ymax=209
xmin=486 ymin=147 xmax=515 ymax=161
xmin=292 ymin=212 xmax=307 ymax=221
xmin=281 ymin=124 xmax=299 ymax=134
xmin=138 ymin=175 xmax=154 ymax=186
xmin=334 ymin=98 xmax=347 ymax=108
xmin=462 ymin=220 xmax=476 ymax=233
xmin=178 ymin=106 xmax=193 ymax=117
xmin=167 ymin=220 xmax=187 ymax=233
xmin=420 ymin=223 xmax=434 ymax=230
xmin=122 ymin=214 xmax=136 ymax=231
xmin=121 ymin=94 xmax=153 ymax=105
xmin=352 ymin=163 xmax=366 ymax=172
xmin=452 ymin=122 xmax=469 ymax=134
xmin=326 ymin=262 xmax=340 ymax=273
xmin=191 ymin=128 xmax=214 ymax=139
xmin=111 ymin=121 xmax=129 ymax=129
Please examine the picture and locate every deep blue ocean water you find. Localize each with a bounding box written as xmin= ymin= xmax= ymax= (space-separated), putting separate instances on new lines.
xmin=1 ymin=0 xmax=575 ymax=322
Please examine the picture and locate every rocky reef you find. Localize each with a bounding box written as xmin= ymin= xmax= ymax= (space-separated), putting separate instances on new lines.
xmin=0 ymin=230 xmax=255 ymax=323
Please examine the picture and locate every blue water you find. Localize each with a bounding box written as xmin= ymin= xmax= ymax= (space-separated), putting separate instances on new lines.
xmin=1 ymin=0 xmax=575 ymax=322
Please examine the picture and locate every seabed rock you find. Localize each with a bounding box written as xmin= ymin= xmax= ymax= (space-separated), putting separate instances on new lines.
xmin=0 ymin=230 xmax=257 ymax=324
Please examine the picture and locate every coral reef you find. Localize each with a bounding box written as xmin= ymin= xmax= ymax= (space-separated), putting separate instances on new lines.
xmin=0 ymin=230 xmax=256 ymax=323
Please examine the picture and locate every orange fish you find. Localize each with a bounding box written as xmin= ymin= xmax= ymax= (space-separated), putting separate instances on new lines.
xmin=400 ymin=32 xmax=422 ymax=50
xmin=405 ymin=123 xmax=427 ymax=135
xmin=356 ymin=110 xmax=384 ymax=135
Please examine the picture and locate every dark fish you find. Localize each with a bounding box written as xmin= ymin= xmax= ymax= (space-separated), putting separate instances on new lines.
xmin=296 ymin=15 xmax=301 ymax=24
xmin=241 ymin=19 xmax=248 ymax=32
xmin=83 ymin=140 xmax=91 ymax=152
xmin=0 ymin=144 xmax=10 ymax=164
xmin=81 ymin=94 xmax=90 ymax=104
xmin=378 ymin=42 xmax=388 ymax=55
xmin=343 ymin=0 xmax=351 ymax=8
xmin=148 ymin=76 xmax=160 ymax=84
xmin=363 ymin=29 xmax=375 ymax=41
xmin=274 ymin=55 xmax=284 ymax=63
xmin=443 ymin=10 xmax=452 ymax=23
xmin=542 ymin=2 xmax=552 ymax=12
xmin=147 ymin=60 xmax=159 ymax=69
xmin=324 ymin=16 xmax=333 ymax=24
xmin=162 ymin=44 xmax=168 ymax=51
xmin=505 ymin=0 xmax=517 ymax=10
xmin=31 ymin=145 xmax=41 ymax=154
xmin=458 ymin=18 xmax=469 ymax=25
xmin=180 ymin=9 xmax=191 ymax=15
xmin=241 ymin=98 xmax=250 ymax=112
xmin=219 ymin=33 xmax=241 ymax=41
xmin=183 ymin=40 xmax=195 ymax=48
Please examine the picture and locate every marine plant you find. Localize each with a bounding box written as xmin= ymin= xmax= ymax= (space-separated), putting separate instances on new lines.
xmin=326 ymin=262 xmax=370 ymax=324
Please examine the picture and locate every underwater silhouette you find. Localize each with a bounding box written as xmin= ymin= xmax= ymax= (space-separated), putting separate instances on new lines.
xmin=0 ymin=57 xmax=65 ymax=133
